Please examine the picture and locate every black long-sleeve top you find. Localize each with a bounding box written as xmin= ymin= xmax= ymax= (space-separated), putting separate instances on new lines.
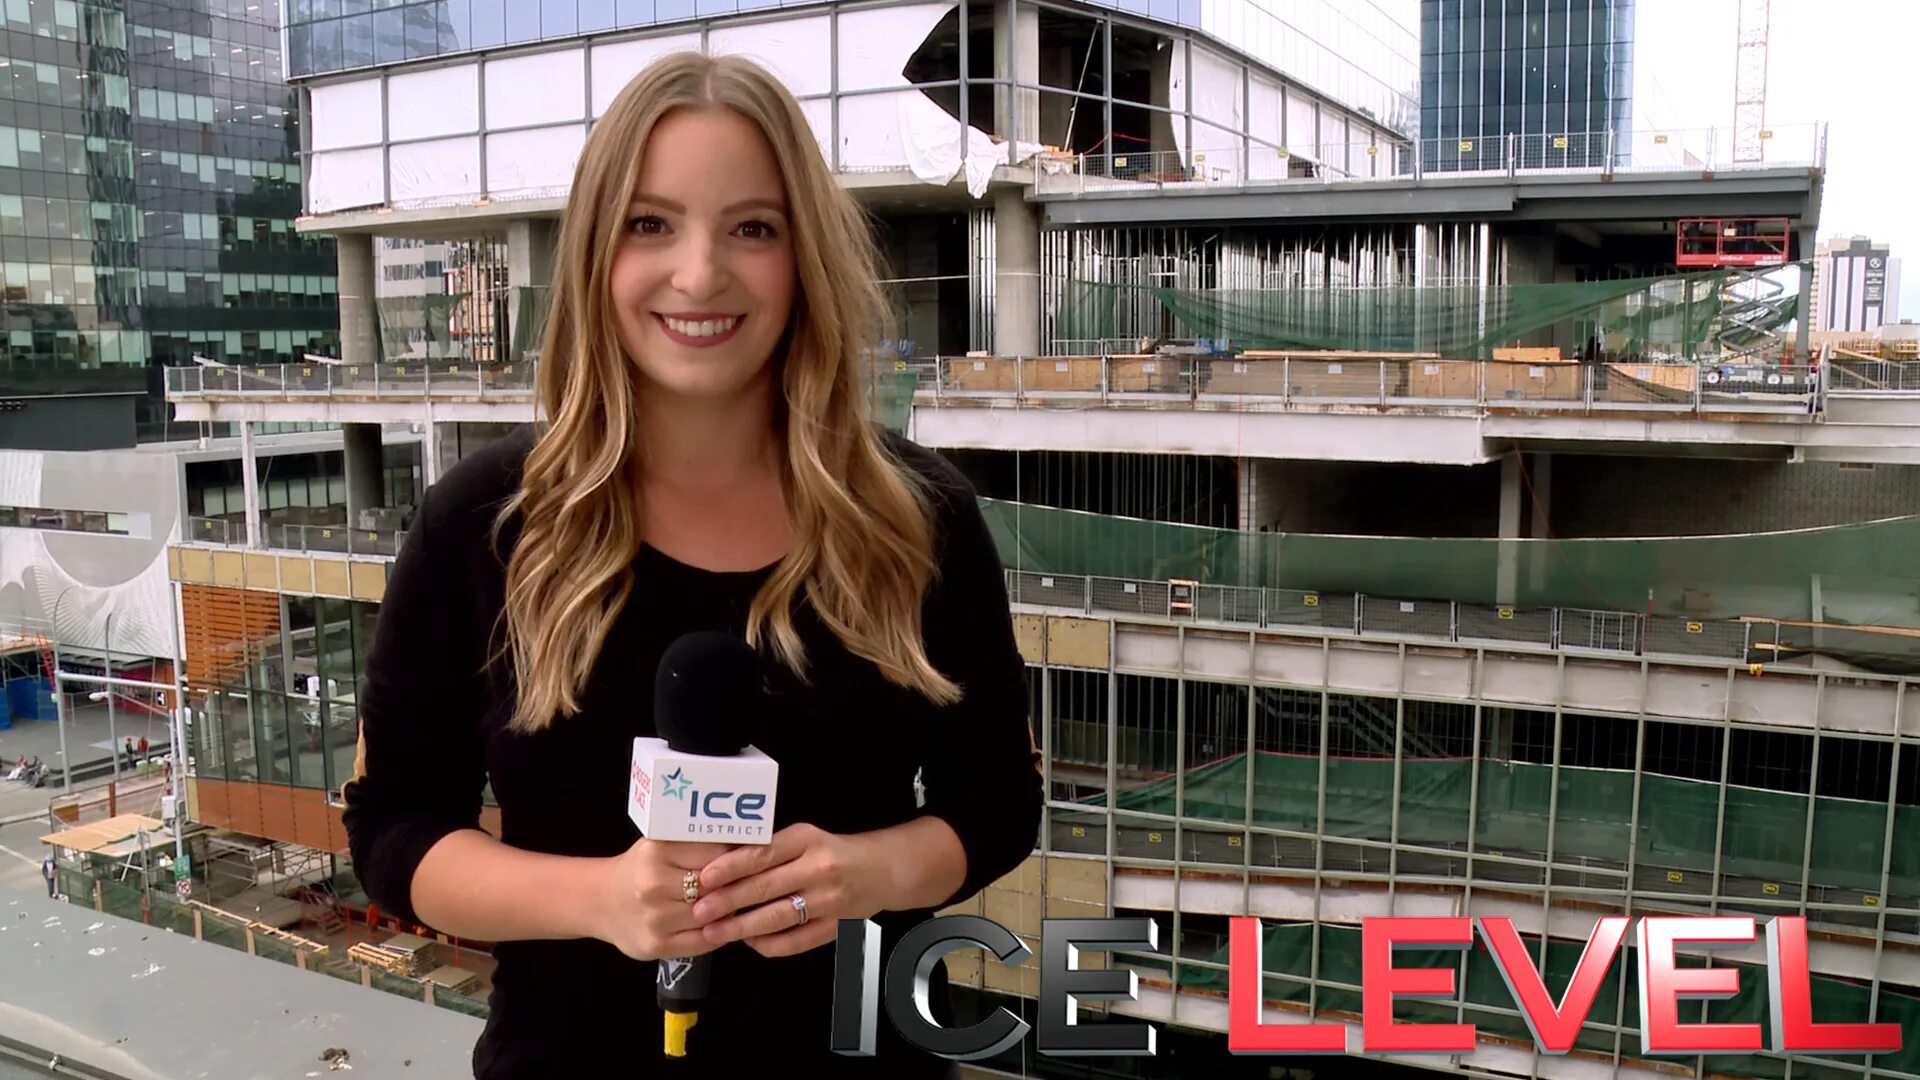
xmin=342 ymin=425 xmax=1042 ymax=1078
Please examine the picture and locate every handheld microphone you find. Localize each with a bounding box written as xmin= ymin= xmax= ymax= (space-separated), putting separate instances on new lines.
xmin=627 ymin=631 xmax=780 ymax=1058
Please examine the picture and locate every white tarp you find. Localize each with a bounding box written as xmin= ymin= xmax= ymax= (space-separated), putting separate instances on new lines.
xmin=386 ymin=64 xmax=479 ymax=143
xmin=834 ymin=1 xmax=1047 ymax=196
xmin=389 ymin=136 xmax=480 ymax=204
xmin=309 ymin=79 xmax=381 ymax=151
xmin=309 ymin=146 xmax=383 ymax=213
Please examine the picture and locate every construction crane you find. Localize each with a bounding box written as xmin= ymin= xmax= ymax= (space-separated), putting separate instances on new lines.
xmin=1733 ymin=0 xmax=1769 ymax=162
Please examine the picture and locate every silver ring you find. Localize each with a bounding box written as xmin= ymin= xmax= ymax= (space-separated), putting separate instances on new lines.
xmin=789 ymin=893 xmax=808 ymax=925
xmin=682 ymin=871 xmax=700 ymax=904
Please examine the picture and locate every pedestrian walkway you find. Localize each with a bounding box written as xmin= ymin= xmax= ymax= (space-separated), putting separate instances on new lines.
xmin=0 ymin=703 xmax=172 ymax=826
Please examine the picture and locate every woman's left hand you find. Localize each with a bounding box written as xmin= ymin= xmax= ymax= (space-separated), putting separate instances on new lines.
xmin=689 ymin=823 xmax=896 ymax=958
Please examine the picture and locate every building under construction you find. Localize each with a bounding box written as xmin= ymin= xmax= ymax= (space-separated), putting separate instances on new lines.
xmin=10 ymin=2 xmax=1918 ymax=1080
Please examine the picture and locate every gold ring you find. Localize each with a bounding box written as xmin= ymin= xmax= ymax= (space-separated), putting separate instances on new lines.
xmin=683 ymin=871 xmax=700 ymax=904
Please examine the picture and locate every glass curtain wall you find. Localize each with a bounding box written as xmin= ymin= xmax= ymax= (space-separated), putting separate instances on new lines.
xmin=192 ymin=593 xmax=375 ymax=794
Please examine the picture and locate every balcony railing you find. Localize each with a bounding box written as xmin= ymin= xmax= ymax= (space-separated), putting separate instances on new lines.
xmin=188 ymin=516 xmax=408 ymax=557
xmin=1033 ymin=124 xmax=1828 ymax=197
xmin=165 ymin=360 xmax=536 ymax=398
xmin=167 ymin=355 xmax=1842 ymax=418
xmin=916 ymin=354 xmax=1820 ymax=416
xmin=175 ymin=509 xmax=1896 ymax=675
xmin=1005 ymin=569 xmax=1802 ymax=668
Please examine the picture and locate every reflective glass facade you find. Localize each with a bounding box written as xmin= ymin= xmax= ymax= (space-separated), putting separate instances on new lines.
xmin=1 ymin=0 xmax=340 ymax=442
xmin=189 ymin=591 xmax=376 ymax=792
xmin=1419 ymin=0 xmax=1634 ymax=170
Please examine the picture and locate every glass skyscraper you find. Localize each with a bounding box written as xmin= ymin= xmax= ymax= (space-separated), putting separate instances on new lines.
xmin=1 ymin=0 xmax=340 ymax=445
xmin=1419 ymin=0 xmax=1634 ymax=171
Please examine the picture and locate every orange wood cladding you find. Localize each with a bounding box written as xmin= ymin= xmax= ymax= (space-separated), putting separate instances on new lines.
xmin=181 ymin=584 xmax=281 ymax=688
xmin=193 ymin=777 xmax=502 ymax=854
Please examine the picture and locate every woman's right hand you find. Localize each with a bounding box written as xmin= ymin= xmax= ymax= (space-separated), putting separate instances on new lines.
xmin=588 ymin=837 xmax=735 ymax=961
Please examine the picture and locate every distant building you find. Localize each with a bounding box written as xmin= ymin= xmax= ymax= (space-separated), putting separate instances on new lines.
xmin=1420 ymin=0 xmax=1636 ymax=171
xmin=1812 ymin=236 xmax=1902 ymax=336
xmin=0 ymin=1 xmax=339 ymax=449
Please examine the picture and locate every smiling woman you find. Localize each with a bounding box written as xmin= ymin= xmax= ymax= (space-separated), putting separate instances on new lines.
xmin=341 ymin=51 xmax=1042 ymax=1080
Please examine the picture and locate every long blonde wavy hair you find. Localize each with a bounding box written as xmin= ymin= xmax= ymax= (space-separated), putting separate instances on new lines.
xmin=494 ymin=52 xmax=959 ymax=733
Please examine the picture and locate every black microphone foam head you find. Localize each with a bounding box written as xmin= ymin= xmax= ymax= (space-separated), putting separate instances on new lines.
xmin=653 ymin=631 xmax=763 ymax=756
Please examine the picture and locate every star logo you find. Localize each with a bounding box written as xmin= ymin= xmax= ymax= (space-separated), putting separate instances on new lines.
xmin=660 ymin=767 xmax=691 ymax=800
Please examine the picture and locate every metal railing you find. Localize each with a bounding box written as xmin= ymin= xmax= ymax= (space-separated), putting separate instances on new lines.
xmin=1004 ymin=568 xmax=1777 ymax=667
xmin=176 ymin=510 xmax=1795 ymax=671
xmin=165 ymin=360 xmax=537 ymax=398
xmin=916 ymin=354 xmax=1820 ymax=416
xmin=166 ymin=356 xmax=1920 ymax=419
xmin=1827 ymin=359 xmax=1920 ymax=393
xmin=188 ymin=516 xmax=408 ymax=557
xmin=1034 ymin=123 xmax=1827 ymax=196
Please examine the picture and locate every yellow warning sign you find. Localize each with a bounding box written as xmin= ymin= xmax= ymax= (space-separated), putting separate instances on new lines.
xmin=1686 ymin=622 xmax=1704 ymax=634
xmin=1552 ymin=135 xmax=1568 ymax=149
xmin=1667 ymin=870 xmax=1685 ymax=883
xmin=1147 ymin=832 xmax=1163 ymax=844
xmin=1498 ymin=608 xmax=1514 ymax=619
xmin=1763 ymin=882 xmax=1780 ymax=895
xmin=1227 ymin=836 xmax=1242 ymax=847
xmin=1865 ymin=895 xmax=1880 ymax=907
xmin=1070 ymin=826 xmax=1085 ymax=838
xmin=1303 ymin=595 xmax=1319 ymax=607
xmin=1458 ymin=140 xmax=1474 ymax=152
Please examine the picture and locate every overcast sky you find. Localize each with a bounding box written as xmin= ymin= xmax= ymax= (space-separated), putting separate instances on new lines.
xmin=1633 ymin=0 xmax=1916 ymax=318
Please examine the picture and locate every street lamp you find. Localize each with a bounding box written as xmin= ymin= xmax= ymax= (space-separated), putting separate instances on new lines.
xmin=48 ymin=584 xmax=79 ymax=793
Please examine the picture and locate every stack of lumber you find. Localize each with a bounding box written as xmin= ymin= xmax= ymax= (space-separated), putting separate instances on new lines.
xmin=348 ymin=932 xmax=437 ymax=976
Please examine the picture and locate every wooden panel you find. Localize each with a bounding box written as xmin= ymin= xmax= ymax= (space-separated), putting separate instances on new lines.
xmin=1046 ymin=616 xmax=1111 ymax=669
xmin=311 ymin=558 xmax=350 ymax=597
xmin=291 ymin=793 xmax=334 ymax=851
xmin=1011 ymin=613 xmax=1044 ymax=664
xmin=194 ymin=777 xmax=230 ymax=826
xmin=211 ymin=550 xmax=246 ymax=587
xmin=257 ymin=783 xmax=296 ymax=843
xmin=278 ymin=555 xmax=313 ymax=594
xmin=188 ymin=777 xmax=500 ymax=856
xmin=167 ymin=547 xmax=182 ymax=580
xmin=349 ymin=560 xmax=386 ymax=602
xmin=177 ymin=547 xmax=214 ymax=584
xmin=180 ymin=584 xmax=281 ymax=689
xmin=244 ymin=553 xmax=279 ymax=590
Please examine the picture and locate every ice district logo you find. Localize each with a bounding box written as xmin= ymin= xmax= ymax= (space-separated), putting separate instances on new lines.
xmin=661 ymin=768 xmax=692 ymax=800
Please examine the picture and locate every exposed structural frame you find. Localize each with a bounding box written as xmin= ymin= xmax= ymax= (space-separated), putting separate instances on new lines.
xmin=287 ymin=0 xmax=1407 ymax=222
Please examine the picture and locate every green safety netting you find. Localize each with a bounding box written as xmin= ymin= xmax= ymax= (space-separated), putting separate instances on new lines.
xmin=864 ymin=366 xmax=918 ymax=433
xmin=1094 ymin=753 xmax=1919 ymax=895
xmin=980 ymin=499 xmax=1920 ymax=625
xmin=1052 ymin=267 xmax=1800 ymax=358
xmin=1162 ymin=921 xmax=1919 ymax=1077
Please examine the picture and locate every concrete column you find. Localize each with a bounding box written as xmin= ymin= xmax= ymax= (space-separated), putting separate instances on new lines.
xmin=1526 ymin=452 xmax=1551 ymax=592
xmin=507 ymin=218 xmax=557 ymax=289
xmin=343 ymin=423 xmax=384 ymax=528
xmin=507 ymin=218 xmax=558 ymax=364
xmin=1237 ymin=457 xmax=1283 ymax=586
xmin=993 ymin=0 xmax=1039 ymax=152
xmin=1476 ymin=222 xmax=1492 ymax=357
xmin=1795 ymin=227 xmax=1816 ymax=361
xmin=1236 ymin=457 xmax=1284 ymax=532
xmin=240 ymin=421 xmax=261 ymax=548
xmin=336 ymin=232 xmax=378 ymax=366
xmin=1496 ymin=453 xmax=1523 ymax=605
xmin=992 ymin=187 xmax=1039 ymax=357
xmin=334 ymin=234 xmax=387 ymax=530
